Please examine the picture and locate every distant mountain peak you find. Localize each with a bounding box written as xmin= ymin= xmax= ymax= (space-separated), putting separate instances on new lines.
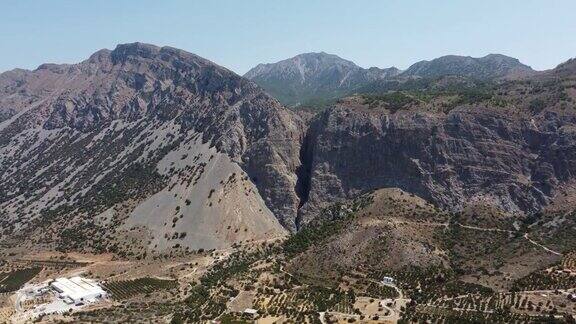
xmin=245 ymin=52 xmax=359 ymax=78
xmin=244 ymin=52 xmax=399 ymax=106
xmin=402 ymin=53 xmax=534 ymax=79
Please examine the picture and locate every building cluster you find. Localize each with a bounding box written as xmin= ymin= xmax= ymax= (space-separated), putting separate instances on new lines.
xmin=49 ymin=276 xmax=107 ymax=306
xmin=14 ymin=276 xmax=108 ymax=322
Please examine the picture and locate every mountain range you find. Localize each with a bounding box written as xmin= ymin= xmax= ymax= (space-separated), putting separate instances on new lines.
xmin=244 ymin=52 xmax=537 ymax=107
xmin=1 ymin=42 xmax=576 ymax=257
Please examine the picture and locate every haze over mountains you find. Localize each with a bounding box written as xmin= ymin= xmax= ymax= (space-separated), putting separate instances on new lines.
xmin=401 ymin=53 xmax=535 ymax=79
xmin=245 ymin=52 xmax=537 ymax=107
xmin=1 ymin=42 xmax=576 ymax=257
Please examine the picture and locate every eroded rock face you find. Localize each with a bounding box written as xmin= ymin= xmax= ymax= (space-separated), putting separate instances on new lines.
xmin=297 ymin=100 xmax=576 ymax=225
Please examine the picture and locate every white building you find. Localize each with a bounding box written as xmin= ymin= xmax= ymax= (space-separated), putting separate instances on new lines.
xmin=50 ymin=276 xmax=107 ymax=305
xmin=382 ymin=276 xmax=395 ymax=285
xmin=243 ymin=308 xmax=258 ymax=318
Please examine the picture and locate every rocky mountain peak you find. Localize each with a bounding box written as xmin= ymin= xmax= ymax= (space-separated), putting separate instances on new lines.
xmin=0 ymin=42 xmax=268 ymax=132
xmin=292 ymin=52 xmax=358 ymax=69
xmin=245 ymin=52 xmax=359 ymax=82
xmin=108 ymin=43 xmax=217 ymax=70
xmin=111 ymin=42 xmax=160 ymax=60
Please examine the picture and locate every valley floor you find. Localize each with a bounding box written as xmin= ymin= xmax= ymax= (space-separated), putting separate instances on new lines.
xmin=0 ymin=226 xmax=574 ymax=323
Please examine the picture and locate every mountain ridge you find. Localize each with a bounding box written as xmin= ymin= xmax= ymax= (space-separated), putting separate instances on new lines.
xmin=401 ymin=53 xmax=536 ymax=79
xmin=244 ymin=52 xmax=538 ymax=107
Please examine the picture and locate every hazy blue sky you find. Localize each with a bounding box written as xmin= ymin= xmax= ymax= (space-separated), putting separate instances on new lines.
xmin=1 ymin=0 xmax=575 ymax=74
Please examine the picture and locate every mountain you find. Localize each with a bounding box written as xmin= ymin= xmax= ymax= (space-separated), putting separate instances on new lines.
xmin=4 ymin=44 xmax=576 ymax=322
xmin=244 ymin=53 xmax=536 ymax=107
xmin=2 ymin=43 xmax=576 ymax=256
xmin=0 ymin=43 xmax=305 ymax=255
xmin=401 ymin=54 xmax=535 ymax=79
xmin=244 ymin=52 xmax=400 ymax=106
xmin=550 ymin=58 xmax=576 ymax=77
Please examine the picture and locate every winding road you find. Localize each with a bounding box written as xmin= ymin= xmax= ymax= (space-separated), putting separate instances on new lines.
xmin=397 ymin=219 xmax=563 ymax=257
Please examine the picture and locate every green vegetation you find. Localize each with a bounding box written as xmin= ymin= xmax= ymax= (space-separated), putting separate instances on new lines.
xmin=371 ymin=266 xmax=493 ymax=303
xmin=364 ymin=281 xmax=398 ymax=299
xmin=403 ymin=304 xmax=546 ymax=324
xmin=512 ymin=269 xmax=576 ymax=291
xmin=403 ymin=289 xmax=574 ymax=323
xmin=283 ymin=194 xmax=373 ymax=256
xmin=0 ymin=267 xmax=42 ymax=293
xmin=180 ymin=245 xmax=278 ymax=321
xmin=363 ymin=92 xmax=417 ymax=113
xmin=283 ymin=217 xmax=346 ymax=257
xmin=182 ymin=284 xmax=227 ymax=321
xmin=201 ymin=248 xmax=277 ymax=288
xmin=536 ymin=211 xmax=576 ymax=254
xmin=254 ymin=285 xmax=352 ymax=322
xmin=529 ymin=98 xmax=547 ymax=113
xmin=103 ymin=277 xmax=178 ymax=300
xmin=297 ymin=97 xmax=339 ymax=112
xmin=77 ymin=300 xmax=180 ymax=323
xmin=218 ymin=314 xmax=252 ymax=324
xmin=80 ymin=162 xmax=165 ymax=213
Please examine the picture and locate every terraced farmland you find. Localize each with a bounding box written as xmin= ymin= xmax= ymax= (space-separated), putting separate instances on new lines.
xmin=103 ymin=277 xmax=178 ymax=300
xmin=0 ymin=267 xmax=42 ymax=293
xmin=253 ymin=286 xmax=352 ymax=322
xmin=512 ymin=269 xmax=576 ymax=291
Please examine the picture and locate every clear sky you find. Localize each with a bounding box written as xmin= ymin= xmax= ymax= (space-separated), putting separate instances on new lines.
xmin=1 ymin=0 xmax=575 ymax=74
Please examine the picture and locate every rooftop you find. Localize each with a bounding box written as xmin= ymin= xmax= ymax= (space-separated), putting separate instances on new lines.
xmin=50 ymin=276 xmax=106 ymax=302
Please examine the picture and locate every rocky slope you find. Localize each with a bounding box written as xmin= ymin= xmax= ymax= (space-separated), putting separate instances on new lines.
xmin=0 ymin=43 xmax=304 ymax=253
xmin=287 ymin=188 xmax=561 ymax=293
xmin=244 ymin=52 xmax=400 ymax=106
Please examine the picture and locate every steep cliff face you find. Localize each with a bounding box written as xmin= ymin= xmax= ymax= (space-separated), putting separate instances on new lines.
xmin=296 ymin=75 xmax=576 ymax=224
xmin=0 ymin=43 xmax=304 ymax=253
